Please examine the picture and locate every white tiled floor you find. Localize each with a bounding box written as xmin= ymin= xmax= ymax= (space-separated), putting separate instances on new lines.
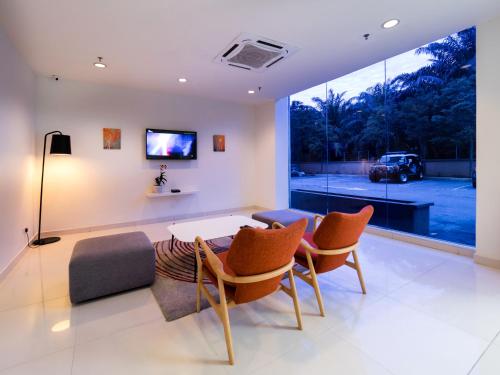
xmin=1 ymin=209 xmax=500 ymax=374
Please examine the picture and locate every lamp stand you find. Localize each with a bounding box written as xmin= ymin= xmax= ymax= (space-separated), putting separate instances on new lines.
xmin=31 ymin=131 xmax=63 ymax=246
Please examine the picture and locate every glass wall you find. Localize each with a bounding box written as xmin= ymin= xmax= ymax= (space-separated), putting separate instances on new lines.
xmin=289 ymin=27 xmax=476 ymax=246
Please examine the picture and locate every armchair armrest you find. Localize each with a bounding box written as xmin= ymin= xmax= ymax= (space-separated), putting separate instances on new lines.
xmin=272 ymin=221 xmax=285 ymax=229
xmin=313 ymin=214 xmax=324 ymax=232
xmin=226 ymin=258 xmax=295 ymax=284
xmin=300 ymin=237 xmax=358 ymax=256
xmin=195 ymin=236 xmax=224 ymax=276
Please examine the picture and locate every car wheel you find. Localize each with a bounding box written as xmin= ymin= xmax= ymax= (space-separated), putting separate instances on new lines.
xmin=369 ymin=175 xmax=380 ymax=183
xmin=398 ymin=173 xmax=408 ymax=183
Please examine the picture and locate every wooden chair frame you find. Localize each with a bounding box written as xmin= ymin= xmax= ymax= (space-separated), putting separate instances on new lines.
xmin=194 ymin=223 xmax=303 ymax=365
xmin=291 ymin=214 xmax=367 ymax=317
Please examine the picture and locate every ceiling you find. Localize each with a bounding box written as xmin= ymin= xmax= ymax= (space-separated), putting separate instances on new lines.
xmin=0 ymin=0 xmax=499 ymax=105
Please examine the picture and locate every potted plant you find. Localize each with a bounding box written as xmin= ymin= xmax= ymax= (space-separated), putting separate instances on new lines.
xmin=152 ymin=164 xmax=167 ymax=193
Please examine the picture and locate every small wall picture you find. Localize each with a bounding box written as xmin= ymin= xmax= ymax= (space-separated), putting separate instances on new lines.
xmin=103 ymin=128 xmax=121 ymax=150
xmin=213 ymin=135 xmax=225 ymax=152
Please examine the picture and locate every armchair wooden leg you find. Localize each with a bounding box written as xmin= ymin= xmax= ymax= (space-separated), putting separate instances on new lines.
xmin=218 ymin=279 xmax=235 ymax=365
xmin=352 ymin=250 xmax=367 ymax=294
xmin=287 ymin=270 xmax=303 ymax=330
xmin=195 ymin=243 xmax=203 ymax=313
xmin=196 ymin=271 xmax=202 ymax=313
xmin=310 ymin=269 xmax=325 ymax=317
xmin=305 ymin=252 xmax=325 ymax=317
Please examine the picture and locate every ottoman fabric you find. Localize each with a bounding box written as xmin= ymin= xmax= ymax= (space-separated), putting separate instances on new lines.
xmin=252 ymin=209 xmax=315 ymax=232
xmin=69 ymin=231 xmax=155 ymax=304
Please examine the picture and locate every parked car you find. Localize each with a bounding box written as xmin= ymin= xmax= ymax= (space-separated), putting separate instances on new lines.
xmin=472 ymin=169 xmax=476 ymax=188
xmin=369 ymin=152 xmax=424 ymax=183
xmin=290 ymin=166 xmax=306 ymax=177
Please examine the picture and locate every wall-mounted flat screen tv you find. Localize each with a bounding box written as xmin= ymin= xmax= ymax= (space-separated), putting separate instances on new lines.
xmin=146 ymin=129 xmax=197 ymax=160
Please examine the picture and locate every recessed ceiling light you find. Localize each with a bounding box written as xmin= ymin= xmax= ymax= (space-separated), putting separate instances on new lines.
xmin=178 ymin=78 xmax=187 ymax=83
xmin=248 ymin=90 xmax=255 ymax=94
xmin=93 ymin=57 xmax=107 ymax=68
xmin=382 ymin=19 xmax=400 ymax=29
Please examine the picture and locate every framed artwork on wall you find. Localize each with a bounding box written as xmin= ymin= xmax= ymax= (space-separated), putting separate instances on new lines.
xmin=213 ymin=135 xmax=225 ymax=152
xmin=103 ymin=128 xmax=121 ymax=149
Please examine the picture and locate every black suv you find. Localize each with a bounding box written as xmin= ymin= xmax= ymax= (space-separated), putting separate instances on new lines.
xmin=369 ymin=152 xmax=424 ymax=183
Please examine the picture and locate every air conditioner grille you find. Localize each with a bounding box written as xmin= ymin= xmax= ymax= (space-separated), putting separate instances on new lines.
xmin=227 ymin=44 xmax=281 ymax=69
xmin=215 ymin=33 xmax=298 ymax=72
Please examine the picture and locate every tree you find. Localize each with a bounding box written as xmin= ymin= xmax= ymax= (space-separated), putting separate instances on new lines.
xmin=289 ymin=100 xmax=325 ymax=163
xmin=289 ymin=26 xmax=476 ymax=164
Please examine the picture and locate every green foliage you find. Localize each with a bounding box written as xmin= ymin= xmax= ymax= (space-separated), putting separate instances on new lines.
xmin=154 ymin=165 xmax=168 ymax=186
xmin=154 ymin=172 xmax=167 ymax=186
xmin=290 ymin=27 xmax=476 ymax=163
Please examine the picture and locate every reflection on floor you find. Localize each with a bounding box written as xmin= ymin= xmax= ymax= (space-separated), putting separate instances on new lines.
xmin=0 ymin=208 xmax=498 ymax=375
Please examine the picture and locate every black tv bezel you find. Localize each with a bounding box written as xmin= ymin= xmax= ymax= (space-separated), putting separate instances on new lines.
xmin=146 ymin=128 xmax=198 ymax=160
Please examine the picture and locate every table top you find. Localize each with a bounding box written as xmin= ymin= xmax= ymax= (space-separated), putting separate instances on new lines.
xmin=167 ymin=215 xmax=267 ymax=242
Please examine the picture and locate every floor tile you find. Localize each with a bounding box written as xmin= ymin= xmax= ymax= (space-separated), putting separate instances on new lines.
xmin=347 ymin=236 xmax=448 ymax=295
xmin=39 ymin=244 xmax=73 ymax=301
xmin=0 ymin=349 xmax=73 ymax=375
xmin=0 ymin=249 xmax=43 ymax=311
xmin=72 ymin=318 xmax=227 ymax=375
xmin=470 ymin=339 xmax=500 ymax=375
xmin=71 ymin=288 xmax=163 ymax=344
xmin=139 ymin=222 xmax=173 ymax=243
xmin=334 ymin=297 xmax=488 ymax=375
xmin=389 ymin=259 xmax=500 ymax=341
xmin=1 ymin=211 xmax=499 ymax=374
xmin=0 ymin=301 xmax=75 ymax=370
xmin=251 ymin=329 xmax=393 ymax=375
xmin=205 ymin=308 xmax=320 ymax=374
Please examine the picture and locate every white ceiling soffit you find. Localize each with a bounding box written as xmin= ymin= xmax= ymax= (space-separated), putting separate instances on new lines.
xmin=0 ymin=0 xmax=499 ymax=104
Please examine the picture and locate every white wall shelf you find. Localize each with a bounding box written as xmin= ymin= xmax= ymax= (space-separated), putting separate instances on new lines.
xmin=146 ymin=189 xmax=198 ymax=198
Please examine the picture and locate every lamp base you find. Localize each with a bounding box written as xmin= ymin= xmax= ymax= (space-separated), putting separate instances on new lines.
xmin=31 ymin=237 xmax=61 ymax=246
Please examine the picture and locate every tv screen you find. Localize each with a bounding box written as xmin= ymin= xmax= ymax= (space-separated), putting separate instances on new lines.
xmin=146 ymin=129 xmax=197 ymax=160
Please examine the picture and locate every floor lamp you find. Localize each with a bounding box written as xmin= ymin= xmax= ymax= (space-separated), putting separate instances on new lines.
xmin=32 ymin=131 xmax=72 ymax=246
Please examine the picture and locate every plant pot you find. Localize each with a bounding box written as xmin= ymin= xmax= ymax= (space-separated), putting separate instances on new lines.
xmin=152 ymin=185 xmax=164 ymax=194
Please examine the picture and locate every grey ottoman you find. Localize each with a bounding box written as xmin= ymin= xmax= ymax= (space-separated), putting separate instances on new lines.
xmin=252 ymin=209 xmax=315 ymax=232
xmin=69 ymin=231 xmax=155 ymax=304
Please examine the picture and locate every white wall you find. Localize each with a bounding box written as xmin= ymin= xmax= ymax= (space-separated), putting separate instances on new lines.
xmin=253 ymin=101 xmax=276 ymax=209
xmin=35 ymin=78 xmax=256 ymax=232
xmin=475 ymin=14 xmax=500 ymax=267
xmin=0 ymin=28 xmax=35 ymax=272
xmin=253 ymin=97 xmax=290 ymax=210
xmin=274 ymin=97 xmax=290 ymax=209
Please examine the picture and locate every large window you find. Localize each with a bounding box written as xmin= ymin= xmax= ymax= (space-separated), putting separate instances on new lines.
xmin=289 ymin=27 xmax=476 ymax=246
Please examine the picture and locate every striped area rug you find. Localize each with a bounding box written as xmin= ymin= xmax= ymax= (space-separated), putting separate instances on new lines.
xmin=154 ymin=237 xmax=232 ymax=283
xmin=151 ymin=236 xmax=232 ymax=321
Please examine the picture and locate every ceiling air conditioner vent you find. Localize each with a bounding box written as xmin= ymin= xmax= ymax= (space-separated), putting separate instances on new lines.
xmin=215 ymin=33 xmax=298 ymax=72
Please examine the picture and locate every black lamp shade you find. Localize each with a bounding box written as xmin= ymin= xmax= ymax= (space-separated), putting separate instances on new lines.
xmin=50 ymin=134 xmax=71 ymax=155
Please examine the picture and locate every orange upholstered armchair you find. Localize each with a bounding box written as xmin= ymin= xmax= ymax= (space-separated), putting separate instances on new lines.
xmin=293 ymin=206 xmax=374 ymax=316
xmin=194 ymin=218 xmax=307 ymax=365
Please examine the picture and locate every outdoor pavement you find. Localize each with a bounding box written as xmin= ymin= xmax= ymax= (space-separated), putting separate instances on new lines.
xmin=290 ymin=174 xmax=476 ymax=246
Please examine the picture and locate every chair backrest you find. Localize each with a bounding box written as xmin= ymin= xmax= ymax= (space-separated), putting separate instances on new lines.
xmin=312 ymin=205 xmax=374 ymax=273
xmin=226 ymin=218 xmax=307 ymax=304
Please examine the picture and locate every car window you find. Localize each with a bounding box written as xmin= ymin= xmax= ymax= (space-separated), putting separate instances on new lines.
xmin=380 ymin=155 xmax=403 ymax=163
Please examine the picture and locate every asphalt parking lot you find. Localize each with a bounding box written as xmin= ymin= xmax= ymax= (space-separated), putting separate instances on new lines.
xmin=290 ymin=174 xmax=476 ymax=246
